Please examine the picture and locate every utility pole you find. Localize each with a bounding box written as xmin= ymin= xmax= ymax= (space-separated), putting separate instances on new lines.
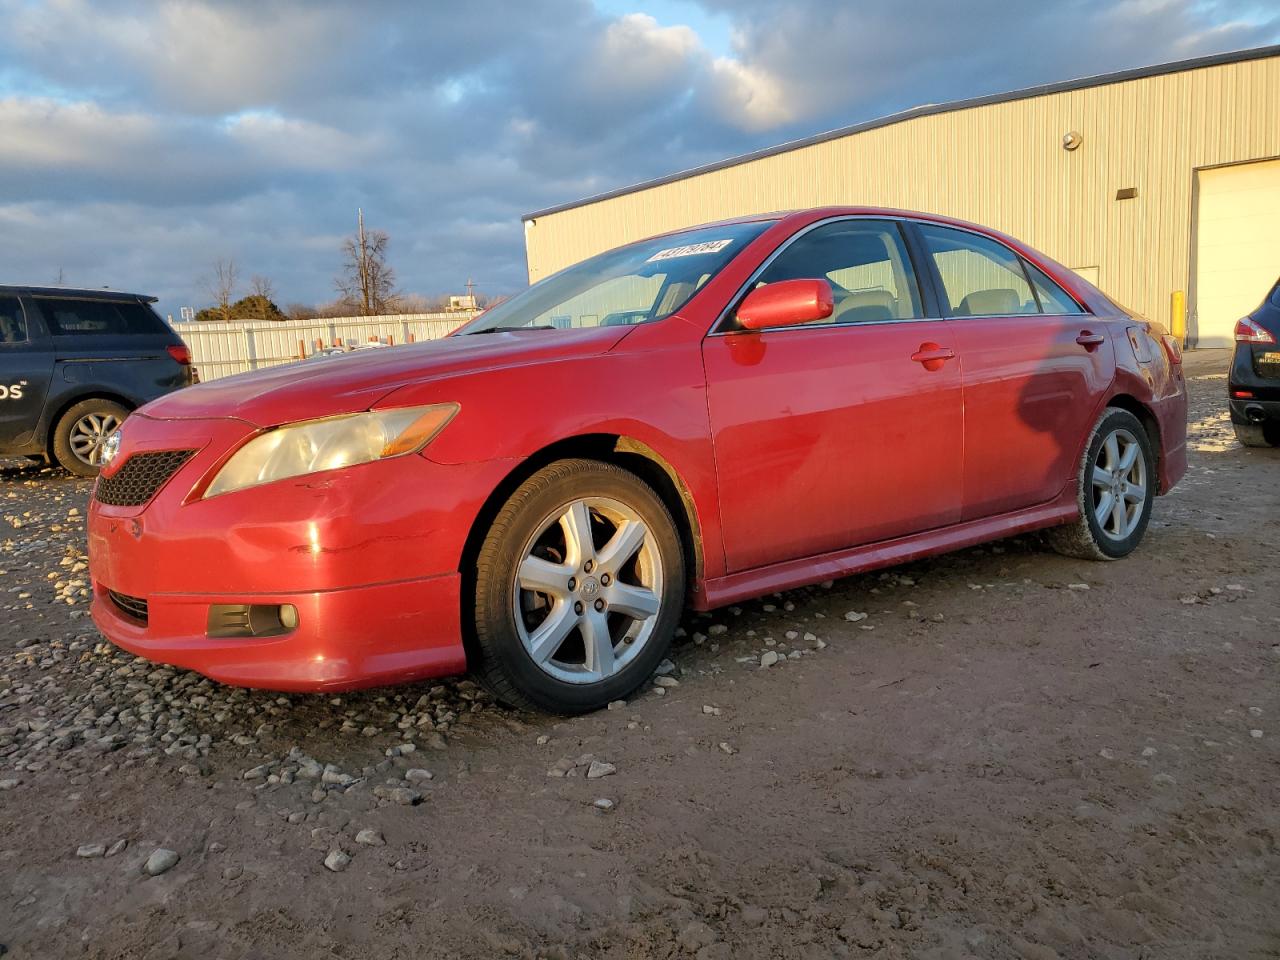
xmin=465 ymin=277 xmax=476 ymax=307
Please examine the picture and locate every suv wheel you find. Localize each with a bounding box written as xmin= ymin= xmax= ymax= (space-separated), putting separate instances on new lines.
xmin=52 ymin=399 xmax=129 ymax=477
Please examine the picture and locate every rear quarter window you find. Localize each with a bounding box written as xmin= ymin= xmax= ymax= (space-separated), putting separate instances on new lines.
xmin=36 ymin=298 xmax=167 ymax=337
xmin=0 ymin=295 xmax=28 ymax=344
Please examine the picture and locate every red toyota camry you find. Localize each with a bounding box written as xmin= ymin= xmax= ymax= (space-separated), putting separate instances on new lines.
xmin=88 ymin=208 xmax=1187 ymax=712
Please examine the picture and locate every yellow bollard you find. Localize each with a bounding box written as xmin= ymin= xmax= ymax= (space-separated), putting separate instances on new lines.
xmin=1170 ymin=290 xmax=1187 ymax=346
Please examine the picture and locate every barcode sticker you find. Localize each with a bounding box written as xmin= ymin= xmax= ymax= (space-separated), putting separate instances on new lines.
xmin=646 ymin=239 xmax=734 ymax=262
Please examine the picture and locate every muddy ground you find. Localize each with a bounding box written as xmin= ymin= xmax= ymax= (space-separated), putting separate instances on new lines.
xmin=1 ymin=349 xmax=1277 ymax=960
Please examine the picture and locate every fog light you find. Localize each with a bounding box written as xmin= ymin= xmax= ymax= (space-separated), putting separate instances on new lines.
xmin=208 ymin=603 xmax=299 ymax=639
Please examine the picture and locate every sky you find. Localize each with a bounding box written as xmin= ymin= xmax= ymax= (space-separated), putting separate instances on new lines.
xmin=1 ymin=0 xmax=1277 ymax=320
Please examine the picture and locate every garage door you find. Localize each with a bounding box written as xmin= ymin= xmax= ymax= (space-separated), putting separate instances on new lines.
xmin=1194 ymin=158 xmax=1280 ymax=347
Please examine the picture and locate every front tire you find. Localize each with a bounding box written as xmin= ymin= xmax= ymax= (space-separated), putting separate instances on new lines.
xmin=472 ymin=459 xmax=685 ymax=713
xmin=52 ymin=399 xmax=128 ymax=477
xmin=1047 ymin=408 xmax=1155 ymax=561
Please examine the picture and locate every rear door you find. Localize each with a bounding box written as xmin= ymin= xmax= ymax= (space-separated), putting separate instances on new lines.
xmin=28 ymin=295 xmax=187 ymax=403
xmin=0 ymin=292 xmax=55 ymax=450
xmin=912 ymin=223 xmax=1115 ymax=520
xmin=703 ymin=217 xmax=963 ymax=573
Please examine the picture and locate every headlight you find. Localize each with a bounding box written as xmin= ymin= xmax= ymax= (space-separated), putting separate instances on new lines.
xmin=204 ymin=403 xmax=458 ymax=498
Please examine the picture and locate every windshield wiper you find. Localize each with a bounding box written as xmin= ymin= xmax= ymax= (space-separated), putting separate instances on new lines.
xmin=464 ymin=324 xmax=558 ymax=335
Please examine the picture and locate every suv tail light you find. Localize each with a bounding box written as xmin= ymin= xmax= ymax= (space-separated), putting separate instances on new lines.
xmin=166 ymin=344 xmax=192 ymax=365
xmin=1234 ymin=317 xmax=1276 ymax=344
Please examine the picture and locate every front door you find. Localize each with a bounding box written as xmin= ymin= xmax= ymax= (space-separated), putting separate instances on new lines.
xmin=704 ymin=218 xmax=963 ymax=573
xmin=0 ymin=293 xmax=54 ymax=450
xmin=913 ymin=223 xmax=1115 ymax=520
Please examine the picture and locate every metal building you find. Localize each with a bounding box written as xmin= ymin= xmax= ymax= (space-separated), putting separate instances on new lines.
xmin=522 ymin=45 xmax=1280 ymax=348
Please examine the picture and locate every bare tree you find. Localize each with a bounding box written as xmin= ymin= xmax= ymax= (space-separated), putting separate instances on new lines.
xmin=249 ymin=274 xmax=276 ymax=321
xmin=336 ymin=209 xmax=398 ymax=316
xmin=203 ymin=258 xmax=238 ymax=322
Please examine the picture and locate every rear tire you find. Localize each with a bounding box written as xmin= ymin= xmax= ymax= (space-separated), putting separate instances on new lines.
xmin=1047 ymin=408 xmax=1155 ymax=561
xmin=51 ymin=399 xmax=128 ymax=477
xmin=1233 ymin=422 xmax=1280 ymax=448
xmin=472 ymin=458 xmax=685 ymax=713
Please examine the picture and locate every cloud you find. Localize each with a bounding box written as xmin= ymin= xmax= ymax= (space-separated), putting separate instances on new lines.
xmin=0 ymin=0 xmax=1275 ymax=319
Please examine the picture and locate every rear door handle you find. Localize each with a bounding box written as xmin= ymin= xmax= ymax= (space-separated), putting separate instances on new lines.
xmin=911 ymin=342 xmax=955 ymax=372
xmin=1076 ymin=331 xmax=1106 ymax=349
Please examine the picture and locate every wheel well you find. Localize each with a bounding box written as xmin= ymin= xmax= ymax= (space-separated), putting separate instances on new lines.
xmin=43 ymin=392 xmax=136 ymax=456
xmin=456 ymin=434 xmax=705 ymax=664
xmin=1106 ymin=394 xmax=1163 ymax=489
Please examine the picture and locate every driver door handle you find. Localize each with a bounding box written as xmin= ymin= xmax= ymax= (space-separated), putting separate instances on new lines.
xmin=911 ymin=342 xmax=956 ymax=372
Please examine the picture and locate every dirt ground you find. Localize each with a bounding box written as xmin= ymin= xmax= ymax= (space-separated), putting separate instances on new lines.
xmin=1 ymin=349 xmax=1277 ymax=960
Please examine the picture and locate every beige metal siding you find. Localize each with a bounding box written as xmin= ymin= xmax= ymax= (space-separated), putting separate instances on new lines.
xmin=524 ymin=55 xmax=1280 ymax=336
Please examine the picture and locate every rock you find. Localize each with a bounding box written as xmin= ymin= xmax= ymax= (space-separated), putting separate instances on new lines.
xmin=653 ymin=675 xmax=679 ymax=688
xmin=1250 ymin=729 xmax=1263 ymax=738
xmin=654 ymin=659 xmax=676 ymax=676
xmin=355 ymin=828 xmax=385 ymax=846
xmin=759 ymin=651 xmax=779 ymax=668
xmin=144 ymin=848 xmax=181 ymax=876
xmin=844 ymin=611 xmax=868 ymax=622
xmin=1141 ymin=746 xmax=1158 ymax=757
xmin=324 ymin=849 xmax=351 ymax=872
xmin=606 ymin=700 xmax=626 ymax=711
xmin=718 ymin=742 xmax=737 ymax=755
xmin=387 ymin=787 xmax=421 ymax=805
xmin=105 ymin=839 xmax=128 ymax=858
xmin=708 ymin=624 xmax=728 ymax=636
xmin=586 ymin=760 xmax=616 ymax=780
xmin=76 ymin=843 xmax=106 ymax=858
xmin=702 ymin=705 xmax=721 ymax=716
xmin=404 ymin=768 xmax=433 ymax=783
xmin=1067 ymin=583 xmax=1090 ymax=591
xmin=0 ymin=778 xmax=20 ymax=790
xmin=678 ymin=921 xmax=717 ymax=951
xmin=592 ymin=798 xmax=615 ymax=811
xmin=1099 ymin=748 xmax=1116 ymax=760
xmin=547 ymin=757 xmax=576 ymax=778
xmin=222 ymin=864 xmax=244 ymax=881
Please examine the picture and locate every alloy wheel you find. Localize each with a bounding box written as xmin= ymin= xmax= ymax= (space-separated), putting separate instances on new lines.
xmin=68 ymin=413 xmax=122 ymax=467
xmin=1090 ymin=427 xmax=1148 ymax=541
xmin=512 ymin=496 xmax=664 ymax=684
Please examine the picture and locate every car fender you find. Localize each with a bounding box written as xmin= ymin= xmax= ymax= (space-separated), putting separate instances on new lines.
xmin=378 ymin=342 xmax=728 ymax=580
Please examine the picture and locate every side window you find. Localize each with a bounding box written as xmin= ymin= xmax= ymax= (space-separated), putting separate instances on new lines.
xmin=38 ymin=298 xmax=128 ymax=336
xmin=918 ymin=224 xmax=1036 ymax=317
xmin=752 ymin=220 xmax=923 ymax=324
xmin=0 ymin=296 xmax=28 ymax=344
xmin=35 ymin=298 xmax=166 ymax=336
xmin=1023 ymin=260 xmax=1085 ymax=315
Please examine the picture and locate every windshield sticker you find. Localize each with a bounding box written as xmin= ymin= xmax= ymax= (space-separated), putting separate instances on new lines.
xmin=646 ymin=239 xmax=735 ymax=262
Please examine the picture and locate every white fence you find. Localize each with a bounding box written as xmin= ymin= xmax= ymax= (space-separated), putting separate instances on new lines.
xmin=172 ymin=311 xmax=481 ymax=380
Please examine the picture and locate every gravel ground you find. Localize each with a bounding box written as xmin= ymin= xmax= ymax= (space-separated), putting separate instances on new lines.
xmin=1 ymin=349 xmax=1277 ymax=959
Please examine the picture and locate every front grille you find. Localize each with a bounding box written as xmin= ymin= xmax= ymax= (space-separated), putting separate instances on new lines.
xmin=108 ymin=590 xmax=149 ymax=623
xmin=95 ymin=449 xmax=197 ymax=507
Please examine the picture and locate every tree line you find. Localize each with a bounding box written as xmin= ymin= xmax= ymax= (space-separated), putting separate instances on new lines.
xmin=192 ymin=211 xmax=489 ymax=323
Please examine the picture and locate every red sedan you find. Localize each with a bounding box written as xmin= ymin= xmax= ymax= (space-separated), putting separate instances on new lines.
xmin=87 ymin=208 xmax=1187 ymax=712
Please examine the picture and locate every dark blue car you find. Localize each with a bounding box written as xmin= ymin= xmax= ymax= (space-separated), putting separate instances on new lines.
xmin=0 ymin=286 xmax=194 ymax=475
xmin=1229 ymin=277 xmax=1280 ymax=448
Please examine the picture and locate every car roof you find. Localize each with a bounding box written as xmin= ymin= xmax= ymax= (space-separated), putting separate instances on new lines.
xmin=0 ymin=284 xmax=157 ymax=303
xmin=644 ymin=206 xmax=1012 ymax=243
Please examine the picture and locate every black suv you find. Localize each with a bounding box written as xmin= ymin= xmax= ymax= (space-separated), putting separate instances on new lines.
xmin=0 ymin=286 xmax=194 ymax=475
xmin=1229 ymin=277 xmax=1280 ymax=448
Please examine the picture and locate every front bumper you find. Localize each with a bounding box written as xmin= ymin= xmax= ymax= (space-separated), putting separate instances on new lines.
xmin=86 ymin=413 xmax=514 ymax=691
xmin=91 ymin=574 xmax=466 ymax=691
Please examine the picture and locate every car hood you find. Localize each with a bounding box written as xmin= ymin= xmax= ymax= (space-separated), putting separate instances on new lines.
xmin=143 ymin=326 xmax=631 ymax=427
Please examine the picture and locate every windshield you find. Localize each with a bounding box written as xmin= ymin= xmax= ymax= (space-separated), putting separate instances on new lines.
xmin=460 ymin=220 xmax=773 ymax=334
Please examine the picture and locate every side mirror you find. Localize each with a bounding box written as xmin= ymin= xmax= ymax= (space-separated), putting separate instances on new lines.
xmin=736 ymin=279 xmax=834 ymax=330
